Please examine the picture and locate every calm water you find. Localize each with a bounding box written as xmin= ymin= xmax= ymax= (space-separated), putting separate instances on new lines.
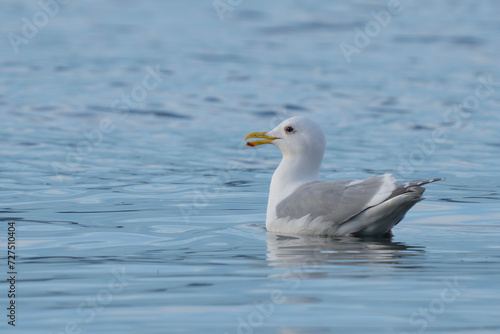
xmin=1 ymin=1 xmax=500 ymax=333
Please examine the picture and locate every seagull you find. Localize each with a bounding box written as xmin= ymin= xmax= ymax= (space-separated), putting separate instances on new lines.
xmin=244 ymin=116 xmax=442 ymax=237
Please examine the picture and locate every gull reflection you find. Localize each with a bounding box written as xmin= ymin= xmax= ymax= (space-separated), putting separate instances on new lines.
xmin=266 ymin=233 xmax=425 ymax=269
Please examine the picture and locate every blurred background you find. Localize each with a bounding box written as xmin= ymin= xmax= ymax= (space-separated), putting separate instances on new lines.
xmin=1 ymin=1 xmax=499 ymax=333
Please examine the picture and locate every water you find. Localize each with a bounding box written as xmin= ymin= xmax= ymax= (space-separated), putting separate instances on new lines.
xmin=1 ymin=0 xmax=500 ymax=333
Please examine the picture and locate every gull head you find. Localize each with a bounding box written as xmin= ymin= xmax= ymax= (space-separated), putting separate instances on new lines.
xmin=244 ymin=116 xmax=326 ymax=161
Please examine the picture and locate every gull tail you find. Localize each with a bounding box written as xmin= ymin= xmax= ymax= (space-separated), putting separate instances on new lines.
xmin=387 ymin=177 xmax=444 ymax=201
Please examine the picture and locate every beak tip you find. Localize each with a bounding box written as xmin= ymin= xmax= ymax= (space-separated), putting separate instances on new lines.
xmin=244 ymin=131 xmax=275 ymax=147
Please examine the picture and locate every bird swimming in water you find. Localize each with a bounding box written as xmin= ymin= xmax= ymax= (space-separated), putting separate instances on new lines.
xmin=244 ymin=116 xmax=442 ymax=237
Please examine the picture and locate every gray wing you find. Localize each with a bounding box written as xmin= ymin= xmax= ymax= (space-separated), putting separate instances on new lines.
xmin=276 ymin=175 xmax=396 ymax=224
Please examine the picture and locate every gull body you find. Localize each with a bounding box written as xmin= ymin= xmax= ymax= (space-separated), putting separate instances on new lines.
xmin=244 ymin=116 xmax=441 ymax=237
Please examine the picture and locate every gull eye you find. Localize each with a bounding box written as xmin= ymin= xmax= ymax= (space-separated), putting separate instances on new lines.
xmin=285 ymin=125 xmax=294 ymax=133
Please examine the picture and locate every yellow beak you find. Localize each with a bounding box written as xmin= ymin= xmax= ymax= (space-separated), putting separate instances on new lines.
xmin=244 ymin=132 xmax=278 ymax=147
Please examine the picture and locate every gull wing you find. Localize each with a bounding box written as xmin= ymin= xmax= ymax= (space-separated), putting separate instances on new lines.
xmin=276 ymin=174 xmax=398 ymax=225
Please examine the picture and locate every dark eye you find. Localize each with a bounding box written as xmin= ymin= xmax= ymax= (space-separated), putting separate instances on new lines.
xmin=285 ymin=125 xmax=294 ymax=133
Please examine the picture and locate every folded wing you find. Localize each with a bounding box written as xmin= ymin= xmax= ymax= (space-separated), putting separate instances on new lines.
xmin=276 ymin=174 xmax=442 ymax=228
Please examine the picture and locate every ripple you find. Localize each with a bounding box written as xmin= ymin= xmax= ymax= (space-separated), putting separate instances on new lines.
xmin=30 ymin=188 xmax=88 ymax=197
xmin=260 ymin=21 xmax=365 ymax=35
xmin=252 ymin=110 xmax=280 ymax=117
xmin=123 ymin=184 xmax=177 ymax=193
xmin=128 ymin=109 xmax=192 ymax=119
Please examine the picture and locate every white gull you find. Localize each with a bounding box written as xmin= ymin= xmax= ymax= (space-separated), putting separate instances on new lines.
xmin=244 ymin=116 xmax=442 ymax=237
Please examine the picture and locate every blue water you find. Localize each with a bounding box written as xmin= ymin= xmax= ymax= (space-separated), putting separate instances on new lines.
xmin=1 ymin=1 xmax=500 ymax=333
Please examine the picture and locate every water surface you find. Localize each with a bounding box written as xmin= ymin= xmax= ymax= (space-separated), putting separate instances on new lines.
xmin=1 ymin=1 xmax=499 ymax=333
